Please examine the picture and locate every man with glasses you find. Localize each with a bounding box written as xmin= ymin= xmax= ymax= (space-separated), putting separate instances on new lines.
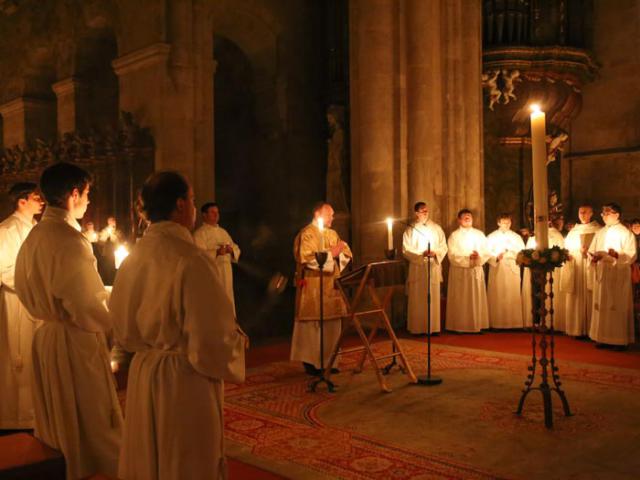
xmin=588 ymin=203 xmax=637 ymax=350
xmin=402 ymin=202 xmax=447 ymax=334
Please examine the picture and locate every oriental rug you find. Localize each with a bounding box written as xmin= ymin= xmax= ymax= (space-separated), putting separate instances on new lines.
xmin=223 ymin=340 xmax=640 ymax=480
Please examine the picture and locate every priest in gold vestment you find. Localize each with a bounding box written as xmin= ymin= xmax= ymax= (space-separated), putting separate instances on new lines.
xmin=290 ymin=203 xmax=352 ymax=375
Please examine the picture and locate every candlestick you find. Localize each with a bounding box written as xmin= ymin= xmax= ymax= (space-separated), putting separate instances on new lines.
xmin=386 ymin=217 xmax=393 ymax=250
xmin=318 ymin=217 xmax=325 ymax=251
xmin=530 ymin=104 xmax=549 ymax=250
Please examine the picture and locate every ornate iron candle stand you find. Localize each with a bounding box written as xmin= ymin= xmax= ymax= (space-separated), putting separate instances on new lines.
xmin=516 ymin=263 xmax=572 ymax=428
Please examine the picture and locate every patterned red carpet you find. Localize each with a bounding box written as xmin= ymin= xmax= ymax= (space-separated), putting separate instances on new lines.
xmin=224 ymin=336 xmax=640 ymax=480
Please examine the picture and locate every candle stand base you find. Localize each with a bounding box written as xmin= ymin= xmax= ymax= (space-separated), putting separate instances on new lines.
xmin=384 ymin=248 xmax=397 ymax=260
xmin=516 ymin=268 xmax=572 ymax=428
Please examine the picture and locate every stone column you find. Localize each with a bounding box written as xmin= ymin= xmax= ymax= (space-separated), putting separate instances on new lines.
xmin=441 ymin=0 xmax=484 ymax=230
xmin=405 ymin=0 xmax=484 ymax=231
xmin=349 ymin=0 xmax=399 ymax=263
xmin=0 ymin=97 xmax=56 ymax=147
xmin=52 ymin=77 xmax=89 ymax=134
xmin=406 ymin=0 xmax=444 ymax=222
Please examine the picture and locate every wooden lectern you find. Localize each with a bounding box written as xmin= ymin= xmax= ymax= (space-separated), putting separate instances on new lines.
xmin=325 ymin=259 xmax=417 ymax=392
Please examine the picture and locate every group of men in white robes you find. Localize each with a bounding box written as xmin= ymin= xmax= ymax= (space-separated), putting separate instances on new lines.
xmin=1 ymin=164 xmax=247 ymax=480
xmin=401 ymin=201 xmax=637 ymax=349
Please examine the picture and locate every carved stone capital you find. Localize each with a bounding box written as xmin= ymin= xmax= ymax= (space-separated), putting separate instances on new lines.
xmin=0 ymin=97 xmax=52 ymax=118
xmin=112 ymin=43 xmax=171 ymax=76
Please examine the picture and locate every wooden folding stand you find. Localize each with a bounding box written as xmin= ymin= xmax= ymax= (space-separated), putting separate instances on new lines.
xmin=325 ymin=259 xmax=417 ymax=392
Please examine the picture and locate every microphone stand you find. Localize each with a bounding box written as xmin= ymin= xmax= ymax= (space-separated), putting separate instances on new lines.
xmin=417 ymin=241 xmax=442 ymax=386
xmin=309 ymin=250 xmax=335 ymax=392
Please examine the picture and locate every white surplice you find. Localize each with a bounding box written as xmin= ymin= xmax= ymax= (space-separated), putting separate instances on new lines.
xmin=560 ymin=221 xmax=601 ymax=336
xmin=0 ymin=211 xmax=39 ymax=429
xmin=14 ymin=206 xmax=122 ymax=480
xmin=486 ymin=229 xmax=525 ymax=328
xmin=521 ymin=228 xmax=566 ymax=330
xmin=110 ymin=221 xmax=246 ymax=480
xmin=588 ymin=222 xmax=637 ymax=345
xmin=193 ymin=223 xmax=240 ymax=310
xmin=402 ymin=220 xmax=447 ymax=333
xmin=446 ymin=227 xmax=490 ymax=332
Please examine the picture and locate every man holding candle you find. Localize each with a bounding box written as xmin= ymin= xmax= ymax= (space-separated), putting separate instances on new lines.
xmin=588 ymin=203 xmax=637 ymax=349
xmin=291 ymin=203 xmax=352 ymax=375
xmin=486 ymin=213 xmax=525 ymax=329
xmin=446 ymin=209 xmax=490 ymax=332
xmin=194 ymin=202 xmax=241 ymax=311
xmin=402 ymin=202 xmax=447 ymax=334
xmin=522 ymin=220 xmax=566 ymax=330
xmin=561 ymin=204 xmax=601 ymax=337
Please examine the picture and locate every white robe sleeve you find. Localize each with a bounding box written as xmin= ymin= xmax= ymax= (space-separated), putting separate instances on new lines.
xmin=180 ymin=253 xmax=246 ymax=383
xmin=52 ymin=238 xmax=111 ymax=332
xmin=0 ymin=226 xmax=16 ymax=288
xmin=434 ymin=226 xmax=448 ymax=265
xmin=448 ymin=232 xmax=471 ymax=268
xmin=402 ymin=228 xmax=425 ymax=265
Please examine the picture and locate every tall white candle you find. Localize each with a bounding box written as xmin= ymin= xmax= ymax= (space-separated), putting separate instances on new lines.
xmin=318 ymin=217 xmax=325 ymax=251
xmin=530 ymin=104 xmax=549 ymax=250
xmin=386 ymin=217 xmax=393 ymax=250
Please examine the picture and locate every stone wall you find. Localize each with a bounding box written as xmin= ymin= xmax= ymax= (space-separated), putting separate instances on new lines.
xmin=566 ymin=0 xmax=640 ymax=220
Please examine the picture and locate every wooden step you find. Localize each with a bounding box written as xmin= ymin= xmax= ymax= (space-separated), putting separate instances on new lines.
xmin=0 ymin=433 xmax=65 ymax=480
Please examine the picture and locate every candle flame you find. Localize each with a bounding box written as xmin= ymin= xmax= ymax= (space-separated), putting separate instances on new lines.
xmin=114 ymin=244 xmax=129 ymax=269
xmin=530 ymin=103 xmax=541 ymax=113
xmin=386 ymin=217 xmax=393 ymax=229
xmin=317 ymin=217 xmax=324 ymax=232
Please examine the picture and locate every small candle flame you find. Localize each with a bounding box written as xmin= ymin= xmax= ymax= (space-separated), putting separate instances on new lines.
xmin=386 ymin=217 xmax=393 ymax=229
xmin=318 ymin=217 xmax=324 ymax=232
xmin=114 ymin=244 xmax=129 ymax=269
xmin=530 ymin=103 xmax=541 ymax=113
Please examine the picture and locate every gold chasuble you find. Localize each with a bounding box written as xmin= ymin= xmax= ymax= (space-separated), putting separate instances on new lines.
xmin=294 ymin=223 xmax=352 ymax=321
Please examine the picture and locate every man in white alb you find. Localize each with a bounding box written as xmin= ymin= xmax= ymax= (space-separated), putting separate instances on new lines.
xmin=561 ymin=204 xmax=601 ymax=337
xmin=194 ymin=202 xmax=240 ymax=310
xmin=110 ymin=171 xmax=247 ymax=479
xmin=486 ymin=213 xmax=525 ymax=329
xmin=402 ymin=201 xmax=447 ymax=334
xmin=589 ymin=203 xmax=636 ymax=349
xmin=0 ymin=182 xmax=43 ymax=429
xmin=14 ymin=163 xmax=122 ymax=479
xmin=446 ymin=209 xmax=490 ymax=332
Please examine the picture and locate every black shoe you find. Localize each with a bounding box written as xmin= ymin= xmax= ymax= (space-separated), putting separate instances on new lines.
xmin=303 ymin=362 xmax=321 ymax=376
xmin=595 ymin=343 xmax=610 ymax=349
xmin=330 ymin=367 xmax=340 ymax=374
xmin=611 ymin=345 xmax=628 ymax=352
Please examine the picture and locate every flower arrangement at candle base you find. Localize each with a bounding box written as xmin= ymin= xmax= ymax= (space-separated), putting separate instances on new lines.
xmin=516 ymin=245 xmax=569 ymax=271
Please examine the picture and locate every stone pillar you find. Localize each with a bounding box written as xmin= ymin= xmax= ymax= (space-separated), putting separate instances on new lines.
xmin=0 ymin=97 xmax=56 ymax=147
xmin=406 ymin=0 xmax=444 ymax=222
xmin=349 ymin=0 xmax=399 ymax=263
xmin=441 ymin=0 xmax=484 ymax=230
xmin=405 ymin=0 xmax=484 ymax=231
xmin=52 ymin=77 xmax=89 ymax=134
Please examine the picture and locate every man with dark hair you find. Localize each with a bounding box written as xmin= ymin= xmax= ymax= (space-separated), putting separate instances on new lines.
xmin=486 ymin=213 xmax=525 ymax=329
xmin=291 ymin=202 xmax=352 ymax=375
xmin=0 ymin=182 xmax=43 ymax=429
xmin=446 ymin=209 xmax=490 ymax=332
xmin=14 ymin=162 xmax=122 ymax=478
xmin=110 ymin=171 xmax=247 ymax=479
xmin=561 ymin=204 xmax=601 ymax=337
xmin=194 ymin=202 xmax=241 ymax=311
xmin=588 ymin=202 xmax=636 ymax=349
xmin=402 ymin=201 xmax=447 ymax=334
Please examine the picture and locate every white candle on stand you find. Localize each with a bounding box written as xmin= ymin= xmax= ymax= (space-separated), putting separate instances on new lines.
xmin=386 ymin=217 xmax=393 ymax=250
xmin=318 ymin=217 xmax=325 ymax=251
xmin=530 ymin=104 xmax=549 ymax=250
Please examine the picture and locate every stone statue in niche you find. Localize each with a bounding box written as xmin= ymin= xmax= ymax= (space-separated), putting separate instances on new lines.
xmin=326 ymin=105 xmax=349 ymax=213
